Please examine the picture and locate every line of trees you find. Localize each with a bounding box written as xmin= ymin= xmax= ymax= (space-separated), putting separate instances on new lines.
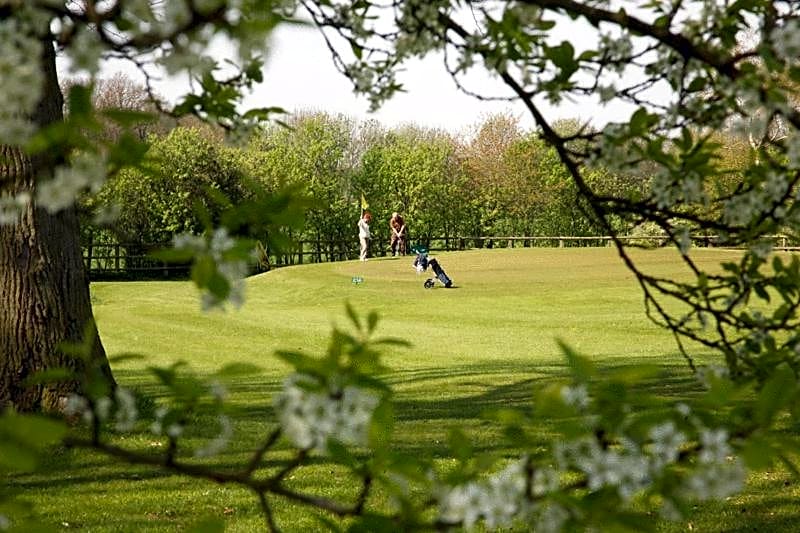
xmin=85 ymin=103 xmax=757 ymax=256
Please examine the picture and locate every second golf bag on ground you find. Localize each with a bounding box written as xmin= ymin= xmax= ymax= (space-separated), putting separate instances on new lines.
xmin=412 ymin=248 xmax=453 ymax=288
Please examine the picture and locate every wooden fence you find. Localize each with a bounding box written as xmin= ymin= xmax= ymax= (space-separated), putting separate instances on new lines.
xmin=82 ymin=234 xmax=795 ymax=278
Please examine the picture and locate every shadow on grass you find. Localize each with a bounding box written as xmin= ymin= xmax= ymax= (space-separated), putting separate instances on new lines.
xmin=10 ymin=356 xmax=800 ymax=532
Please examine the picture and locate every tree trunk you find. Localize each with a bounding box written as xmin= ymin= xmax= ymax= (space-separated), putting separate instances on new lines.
xmin=0 ymin=38 xmax=115 ymax=412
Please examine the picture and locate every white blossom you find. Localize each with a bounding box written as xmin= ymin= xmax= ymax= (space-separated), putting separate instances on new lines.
xmin=36 ymin=153 xmax=108 ymax=213
xmin=686 ymin=459 xmax=746 ymax=500
xmin=787 ymin=135 xmax=800 ymax=168
xmin=534 ymin=502 xmax=570 ymax=533
xmin=560 ymin=383 xmax=590 ymax=409
xmin=660 ymin=498 xmax=683 ymax=521
xmin=0 ymin=117 xmax=37 ymax=147
xmin=599 ymin=31 xmax=633 ymax=74
xmin=438 ymin=483 xmax=485 ymax=530
xmin=698 ymin=428 xmax=732 ymax=464
xmin=95 ymin=397 xmax=112 ymax=422
xmin=195 ymin=414 xmax=233 ymax=458
xmin=150 ymin=406 xmax=169 ymax=435
xmin=114 ymin=387 xmax=138 ymax=432
xmin=649 ymin=421 xmax=686 ymax=469
xmin=0 ymin=17 xmax=43 ymax=120
xmin=749 ymin=240 xmax=773 ymax=261
xmin=598 ymin=84 xmax=617 ymax=103
xmin=558 ymin=437 xmax=650 ymax=500
xmin=162 ymin=2 xmax=193 ymax=34
xmin=63 ymin=394 xmax=91 ymax=422
xmin=0 ymin=193 xmax=30 ymax=226
xmin=166 ymin=423 xmax=184 ymax=439
xmin=173 ymin=227 xmax=251 ymax=311
xmin=678 ymin=227 xmax=691 ymax=256
xmin=274 ymin=373 xmax=381 ymax=452
xmin=771 ymin=19 xmax=800 ymax=61
xmin=531 ymin=466 xmax=559 ymax=496
xmin=67 ymin=28 xmax=104 ymax=75
xmin=159 ymin=48 xmax=216 ymax=77
xmin=723 ymin=189 xmax=763 ymax=226
xmin=697 ymin=365 xmax=730 ymax=388
xmin=126 ymin=0 xmax=158 ymax=26
xmin=93 ymin=203 xmax=121 ymax=226
xmin=210 ymin=380 xmax=228 ymax=402
xmin=437 ymin=459 xmax=529 ymax=531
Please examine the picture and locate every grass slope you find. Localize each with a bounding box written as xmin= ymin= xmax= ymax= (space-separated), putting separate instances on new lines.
xmin=11 ymin=247 xmax=799 ymax=532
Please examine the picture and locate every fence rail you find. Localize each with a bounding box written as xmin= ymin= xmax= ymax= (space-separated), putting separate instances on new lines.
xmin=82 ymin=234 xmax=795 ymax=278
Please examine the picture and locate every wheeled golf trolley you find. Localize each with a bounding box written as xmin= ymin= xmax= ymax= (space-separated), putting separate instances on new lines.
xmin=411 ymin=246 xmax=453 ymax=288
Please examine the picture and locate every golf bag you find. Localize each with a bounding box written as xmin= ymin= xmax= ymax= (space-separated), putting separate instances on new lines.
xmin=428 ymin=258 xmax=452 ymax=288
xmin=413 ymin=250 xmax=453 ymax=288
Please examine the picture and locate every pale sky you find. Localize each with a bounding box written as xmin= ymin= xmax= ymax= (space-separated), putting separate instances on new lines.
xmin=244 ymin=24 xmax=637 ymax=133
xmin=247 ymin=25 xmax=537 ymax=133
xmin=89 ymin=18 xmax=644 ymax=134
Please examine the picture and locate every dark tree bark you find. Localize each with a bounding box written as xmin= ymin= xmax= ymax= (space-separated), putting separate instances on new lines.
xmin=0 ymin=37 xmax=115 ymax=412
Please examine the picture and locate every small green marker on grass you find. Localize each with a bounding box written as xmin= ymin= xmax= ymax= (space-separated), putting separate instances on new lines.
xmin=351 ymin=276 xmax=364 ymax=285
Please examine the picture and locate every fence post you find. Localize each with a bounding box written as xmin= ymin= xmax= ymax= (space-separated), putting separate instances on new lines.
xmin=559 ymin=237 xmax=564 ymax=248
xmin=85 ymin=241 xmax=94 ymax=271
xmin=114 ymin=244 xmax=120 ymax=272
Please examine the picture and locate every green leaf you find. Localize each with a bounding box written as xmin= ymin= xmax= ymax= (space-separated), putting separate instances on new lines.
xmin=148 ymin=362 xmax=183 ymax=388
xmin=687 ymin=77 xmax=707 ymax=92
xmin=0 ymin=440 xmax=39 ymax=472
xmin=544 ymin=41 xmax=576 ymax=76
xmin=754 ymin=283 xmax=770 ymax=302
xmin=244 ymin=58 xmax=265 ymax=83
xmin=214 ymin=362 xmax=263 ymax=377
xmin=345 ymin=302 xmax=362 ymax=332
xmin=23 ymin=367 xmax=75 ymax=386
xmin=558 ymin=340 xmax=595 ymax=381
xmin=108 ymin=132 xmax=150 ymax=168
xmin=350 ymin=40 xmax=364 ymax=60
xmin=368 ymin=399 xmax=394 ymax=452
xmin=366 ymin=311 xmax=379 ymax=334
xmin=0 ymin=411 xmax=67 ymax=472
xmin=701 ymin=374 xmax=738 ymax=408
xmin=151 ymin=248 xmax=196 ymax=263
xmin=311 ymin=513 xmax=343 ymax=533
xmin=629 ymin=108 xmax=655 ymax=136
xmin=326 ymin=439 xmax=360 ymax=469
xmin=191 ymin=255 xmax=217 ymax=287
xmin=206 ymin=271 xmax=231 ymax=299
xmin=447 ymin=428 xmax=473 ymax=462
xmin=372 ymin=337 xmax=412 ymax=347
xmin=484 ymin=408 xmax=527 ymax=426
xmin=68 ymin=84 xmax=93 ymax=117
xmin=755 ymin=364 xmax=796 ymax=426
xmin=741 ymin=435 xmax=776 ymax=469
xmin=274 ymin=350 xmax=324 ymax=374
xmin=101 ymin=108 xmax=156 ymax=126
xmin=243 ymin=107 xmax=287 ymax=120
xmin=778 ymin=453 xmax=800 ymax=480
xmin=108 ymin=353 xmax=147 ymax=364
xmin=347 ymin=514 xmax=399 ymax=533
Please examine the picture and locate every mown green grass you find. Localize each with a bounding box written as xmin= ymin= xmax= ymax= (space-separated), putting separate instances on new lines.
xmin=11 ymin=247 xmax=800 ymax=531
